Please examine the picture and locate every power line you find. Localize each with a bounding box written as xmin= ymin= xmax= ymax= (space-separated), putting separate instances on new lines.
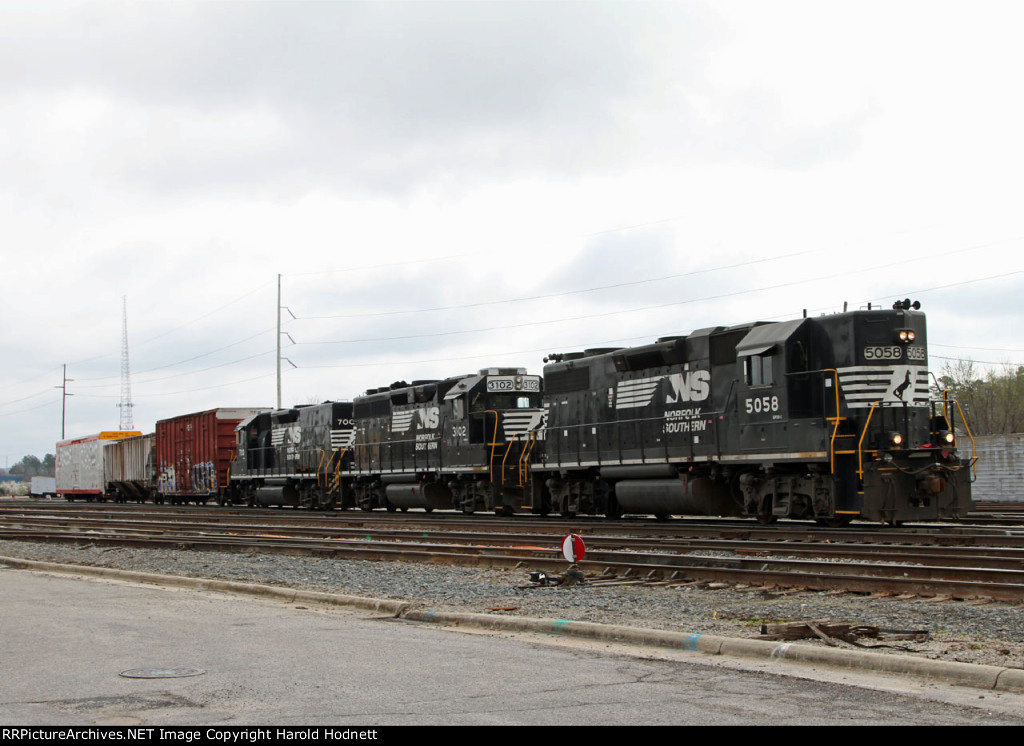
xmin=295 ymin=265 xmax=1024 ymax=348
xmin=294 ymin=250 xmax=818 ymax=320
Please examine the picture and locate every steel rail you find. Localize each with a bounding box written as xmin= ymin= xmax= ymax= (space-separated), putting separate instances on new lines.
xmin=1 ymin=522 xmax=1023 ymax=601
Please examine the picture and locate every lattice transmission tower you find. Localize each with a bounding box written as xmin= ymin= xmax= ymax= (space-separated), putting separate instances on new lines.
xmin=118 ymin=296 xmax=134 ymax=430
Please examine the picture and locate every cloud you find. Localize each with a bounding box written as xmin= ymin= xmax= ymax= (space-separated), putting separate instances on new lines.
xmin=0 ymin=1 xmax=871 ymax=201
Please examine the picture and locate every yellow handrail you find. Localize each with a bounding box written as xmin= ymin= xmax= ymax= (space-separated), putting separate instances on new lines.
xmin=518 ymin=431 xmax=537 ymax=486
xmin=856 ymin=401 xmax=880 ymax=481
xmin=500 ymin=433 xmax=519 ymax=487
xmin=316 ymin=449 xmax=326 ymax=489
xmin=823 ymin=369 xmax=845 ymax=475
xmin=949 ymin=398 xmax=977 ymax=476
xmin=485 ymin=410 xmax=500 ymax=484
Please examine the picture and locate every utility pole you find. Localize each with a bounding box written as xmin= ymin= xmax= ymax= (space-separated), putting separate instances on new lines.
xmin=276 ymin=274 xmax=296 ymax=409
xmin=277 ymin=274 xmax=282 ymax=409
xmin=56 ymin=364 xmax=73 ymax=440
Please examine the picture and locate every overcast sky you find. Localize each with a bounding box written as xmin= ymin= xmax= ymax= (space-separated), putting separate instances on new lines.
xmin=3 ymin=0 xmax=1024 ymax=465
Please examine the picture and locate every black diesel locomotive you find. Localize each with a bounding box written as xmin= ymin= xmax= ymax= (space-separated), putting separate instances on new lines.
xmin=538 ymin=301 xmax=973 ymax=525
xmin=230 ymin=401 xmax=354 ymax=509
xmin=349 ymin=367 xmax=544 ymax=514
xmin=225 ymin=302 xmax=973 ymax=524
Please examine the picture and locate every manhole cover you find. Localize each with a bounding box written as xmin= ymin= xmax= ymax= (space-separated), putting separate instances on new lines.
xmin=119 ymin=668 xmax=206 ymax=679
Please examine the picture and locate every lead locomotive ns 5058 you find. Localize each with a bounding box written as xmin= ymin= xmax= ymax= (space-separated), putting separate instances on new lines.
xmin=535 ymin=301 xmax=973 ymax=525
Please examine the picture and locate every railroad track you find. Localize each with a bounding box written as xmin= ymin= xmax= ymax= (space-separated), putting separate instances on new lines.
xmin=2 ymin=502 xmax=1023 ymax=602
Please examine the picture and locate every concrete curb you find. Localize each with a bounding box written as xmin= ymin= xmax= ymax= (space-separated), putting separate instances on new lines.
xmin=4 ymin=555 xmax=1022 ymax=694
xmin=0 ymin=556 xmax=409 ymax=616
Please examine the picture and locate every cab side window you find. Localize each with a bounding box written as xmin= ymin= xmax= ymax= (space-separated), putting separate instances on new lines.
xmin=744 ymin=354 xmax=775 ymax=386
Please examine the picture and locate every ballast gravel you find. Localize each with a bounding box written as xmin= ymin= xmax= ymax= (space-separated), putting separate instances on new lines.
xmin=1 ymin=538 xmax=1021 ymax=670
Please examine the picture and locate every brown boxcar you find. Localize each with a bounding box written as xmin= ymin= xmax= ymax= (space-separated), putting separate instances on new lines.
xmin=155 ymin=408 xmax=267 ymax=504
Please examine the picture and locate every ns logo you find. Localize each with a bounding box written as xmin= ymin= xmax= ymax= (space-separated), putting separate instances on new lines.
xmin=417 ymin=406 xmax=440 ymax=429
xmin=391 ymin=406 xmax=440 ymax=433
xmin=666 ymin=370 xmax=711 ymax=403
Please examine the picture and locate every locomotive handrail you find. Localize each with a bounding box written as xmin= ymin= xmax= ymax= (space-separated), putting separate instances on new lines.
xmin=941 ymin=391 xmax=977 ymax=477
xmin=856 ymin=401 xmax=882 ymax=483
xmin=500 ymin=432 xmax=519 ymax=486
xmin=333 ymin=448 xmax=345 ymax=491
xmin=316 ymin=448 xmax=326 ymax=488
xmin=519 ymin=431 xmax=537 ymax=485
xmin=822 ymin=368 xmax=846 ymax=476
xmin=952 ymin=399 xmax=977 ymax=477
xmin=485 ymin=410 xmax=500 ymax=484
xmin=497 ymin=430 xmax=534 ymax=488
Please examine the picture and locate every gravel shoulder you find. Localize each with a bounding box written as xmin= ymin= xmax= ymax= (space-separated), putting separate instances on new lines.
xmin=2 ymin=539 xmax=1022 ymax=670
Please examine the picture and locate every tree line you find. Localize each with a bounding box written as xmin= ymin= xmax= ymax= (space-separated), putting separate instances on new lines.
xmin=4 ymin=454 xmax=55 ymax=477
xmin=937 ymin=361 xmax=1024 ymax=435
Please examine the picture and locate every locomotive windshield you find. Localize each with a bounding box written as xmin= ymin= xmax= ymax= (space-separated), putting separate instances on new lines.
xmin=488 ymin=393 xmax=541 ymax=410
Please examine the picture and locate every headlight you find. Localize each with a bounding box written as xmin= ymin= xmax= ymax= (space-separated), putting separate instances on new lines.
xmin=940 ymin=430 xmax=955 ymax=445
xmin=897 ymin=330 xmax=917 ymax=343
xmin=889 ymin=432 xmax=903 ymax=447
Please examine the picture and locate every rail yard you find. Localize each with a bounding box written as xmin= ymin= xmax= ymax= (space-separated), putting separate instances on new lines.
xmin=2 ymin=498 xmax=1022 ymax=675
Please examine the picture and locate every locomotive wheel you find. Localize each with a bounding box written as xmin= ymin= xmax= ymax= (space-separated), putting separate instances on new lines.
xmin=400 ymin=507 xmax=409 ymax=513
xmin=560 ymin=510 xmax=576 ymax=518
xmin=424 ymin=507 xmax=434 ymax=513
xmin=816 ymin=515 xmax=853 ymax=528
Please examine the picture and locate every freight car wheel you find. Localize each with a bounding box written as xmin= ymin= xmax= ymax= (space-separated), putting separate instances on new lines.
xmin=755 ymin=512 xmax=778 ymax=525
